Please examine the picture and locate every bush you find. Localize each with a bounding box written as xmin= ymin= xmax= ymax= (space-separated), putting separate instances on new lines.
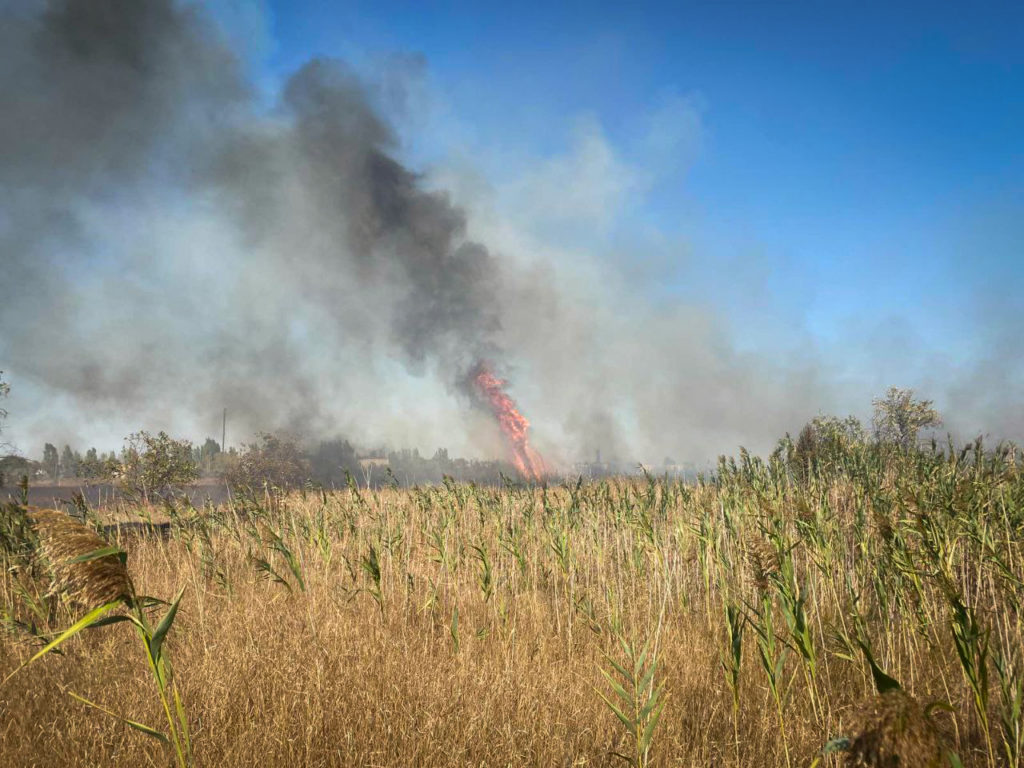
xmin=224 ymin=433 xmax=310 ymax=491
xmin=790 ymin=414 xmax=866 ymax=477
xmin=872 ymin=387 xmax=942 ymax=451
xmin=111 ymin=431 xmax=199 ymax=502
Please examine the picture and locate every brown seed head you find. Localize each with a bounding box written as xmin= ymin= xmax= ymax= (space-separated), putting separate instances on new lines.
xmin=29 ymin=508 xmax=133 ymax=606
xmin=745 ymin=538 xmax=778 ymax=595
xmin=795 ymin=495 xmax=816 ymax=526
xmin=845 ymin=689 xmax=948 ymax=768
xmin=867 ymin=497 xmax=895 ymax=544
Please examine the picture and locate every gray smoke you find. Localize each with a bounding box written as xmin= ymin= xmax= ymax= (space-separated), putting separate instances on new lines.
xmin=1 ymin=0 xmax=505 ymax=454
xmin=1 ymin=0 xmax=1020 ymax=465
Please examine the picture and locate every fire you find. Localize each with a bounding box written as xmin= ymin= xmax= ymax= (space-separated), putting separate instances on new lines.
xmin=472 ymin=363 xmax=545 ymax=481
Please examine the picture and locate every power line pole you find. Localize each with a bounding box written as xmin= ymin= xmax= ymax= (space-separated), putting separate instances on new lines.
xmin=222 ymin=407 xmax=227 ymax=452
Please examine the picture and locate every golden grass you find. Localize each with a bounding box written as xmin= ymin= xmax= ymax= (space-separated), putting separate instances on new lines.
xmin=846 ymin=689 xmax=949 ymax=768
xmin=0 ymin=466 xmax=1019 ymax=766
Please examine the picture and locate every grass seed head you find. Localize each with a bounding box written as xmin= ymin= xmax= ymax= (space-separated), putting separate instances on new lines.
xmin=29 ymin=508 xmax=133 ymax=606
xmin=745 ymin=538 xmax=778 ymax=595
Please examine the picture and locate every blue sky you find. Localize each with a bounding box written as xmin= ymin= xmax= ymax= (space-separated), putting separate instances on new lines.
xmin=255 ymin=0 xmax=1023 ymax=362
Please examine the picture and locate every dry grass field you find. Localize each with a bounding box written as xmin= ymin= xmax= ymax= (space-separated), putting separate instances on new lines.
xmin=1 ymin=443 xmax=1022 ymax=767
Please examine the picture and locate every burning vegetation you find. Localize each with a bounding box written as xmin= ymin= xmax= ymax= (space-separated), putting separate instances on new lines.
xmin=470 ymin=363 xmax=545 ymax=482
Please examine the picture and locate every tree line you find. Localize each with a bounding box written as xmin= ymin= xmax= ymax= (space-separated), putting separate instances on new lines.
xmin=0 ymin=374 xmax=955 ymax=497
xmin=1 ymin=429 xmax=521 ymax=500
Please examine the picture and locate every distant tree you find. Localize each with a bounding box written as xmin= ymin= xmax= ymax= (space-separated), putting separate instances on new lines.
xmin=60 ymin=444 xmax=79 ymax=478
xmin=310 ymin=438 xmax=359 ymax=486
xmin=0 ymin=455 xmax=37 ymax=488
xmin=786 ymin=415 xmax=852 ymax=480
xmin=387 ymin=448 xmax=434 ymax=485
xmin=432 ymin=447 xmax=453 ymax=476
xmin=872 ymin=387 xmax=942 ymax=451
xmin=791 ymin=414 xmax=866 ymax=473
xmin=42 ymin=443 xmax=59 ymax=480
xmin=79 ymin=447 xmax=103 ymax=479
xmin=191 ymin=437 xmax=222 ymax=475
xmin=0 ymin=371 xmax=8 ymax=445
xmin=224 ymin=433 xmax=309 ymax=490
xmin=113 ymin=431 xmax=199 ymax=502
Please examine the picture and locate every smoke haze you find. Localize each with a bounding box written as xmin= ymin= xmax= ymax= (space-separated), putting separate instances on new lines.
xmin=1 ymin=0 xmax=1020 ymax=466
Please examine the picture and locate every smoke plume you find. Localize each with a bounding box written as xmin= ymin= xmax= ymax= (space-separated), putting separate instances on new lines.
xmin=1 ymin=0 xmax=1020 ymax=466
xmin=1 ymin=0 xmax=507 ymax=454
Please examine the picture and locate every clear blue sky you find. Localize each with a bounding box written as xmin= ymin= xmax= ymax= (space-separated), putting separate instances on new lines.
xmin=254 ymin=0 xmax=1023 ymax=365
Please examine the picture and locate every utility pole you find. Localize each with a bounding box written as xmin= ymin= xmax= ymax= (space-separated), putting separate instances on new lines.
xmin=222 ymin=408 xmax=227 ymax=452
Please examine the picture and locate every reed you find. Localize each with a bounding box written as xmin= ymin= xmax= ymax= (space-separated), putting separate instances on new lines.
xmin=1 ymin=435 xmax=1021 ymax=766
xmin=3 ymin=507 xmax=192 ymax=768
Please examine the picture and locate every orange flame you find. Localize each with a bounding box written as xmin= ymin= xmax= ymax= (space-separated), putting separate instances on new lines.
xmin=472 ymin=364 xmax=545 ymax=481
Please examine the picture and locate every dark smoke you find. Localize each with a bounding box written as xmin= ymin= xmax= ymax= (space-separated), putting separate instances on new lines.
xmin=1 ymin=0 xmax=503 ymax=449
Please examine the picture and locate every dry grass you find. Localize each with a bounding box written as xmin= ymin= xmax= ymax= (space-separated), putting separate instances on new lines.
xmin=846 ymin=690 xmax=949 ymax=768
xmin=0 ymin=451 xmax=1020 ymax=766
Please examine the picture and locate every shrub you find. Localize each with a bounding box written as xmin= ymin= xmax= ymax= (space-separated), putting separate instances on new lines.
xmin=111 ymin=431 xmax=199 ymax=503
xmin=872 ymin=387 xmax=942 ymax=451
xmin=223 ymin=432 xmax=309 ymax=490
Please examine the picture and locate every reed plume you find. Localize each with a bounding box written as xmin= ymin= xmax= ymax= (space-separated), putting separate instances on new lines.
xmin=28 ymin=508 xmax=132 ymax=607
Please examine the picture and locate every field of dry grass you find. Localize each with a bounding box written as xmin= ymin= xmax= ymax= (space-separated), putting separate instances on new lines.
xmin=1 ymin=444 xmax=1022 ymax=767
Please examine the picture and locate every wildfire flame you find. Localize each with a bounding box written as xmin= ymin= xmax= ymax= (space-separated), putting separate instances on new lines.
xmin=472 ymin=363 xmax=545 ymax=482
